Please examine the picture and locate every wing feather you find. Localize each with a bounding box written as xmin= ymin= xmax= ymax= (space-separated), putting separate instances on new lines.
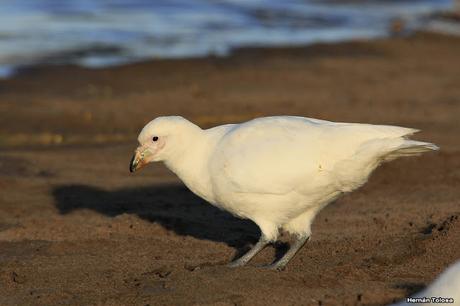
xmin=210 ymin=116 xmax=422 ymax=195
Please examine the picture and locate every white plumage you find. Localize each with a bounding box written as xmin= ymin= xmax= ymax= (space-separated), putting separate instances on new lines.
xmin=130 ymin=116 xmax=438 ymax=270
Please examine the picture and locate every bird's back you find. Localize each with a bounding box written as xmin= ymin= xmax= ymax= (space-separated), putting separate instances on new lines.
xmin=209 ymin=116 xmax=427 ymax=197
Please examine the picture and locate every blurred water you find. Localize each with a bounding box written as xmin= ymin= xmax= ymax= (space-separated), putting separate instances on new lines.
xmin=0 ymin=0 xmax=454 ymax=77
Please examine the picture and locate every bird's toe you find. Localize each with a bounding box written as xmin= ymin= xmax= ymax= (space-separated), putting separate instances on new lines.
xmin=226 ymin=260 xmax=246 ymax=268
xmin=260 ymin=263 xmax=286 ymax=272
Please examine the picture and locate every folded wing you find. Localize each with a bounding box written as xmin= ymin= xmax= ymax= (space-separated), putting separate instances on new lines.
xmin=210 ymin=116 xmax=437 ymax=196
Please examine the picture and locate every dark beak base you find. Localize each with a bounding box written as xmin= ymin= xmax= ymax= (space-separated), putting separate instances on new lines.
xmin=129 ymin=155 xmax=138 ymax=173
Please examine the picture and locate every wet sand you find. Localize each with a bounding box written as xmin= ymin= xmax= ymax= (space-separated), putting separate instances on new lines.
xmin=0 ymin=32 xmax=460 ymax=305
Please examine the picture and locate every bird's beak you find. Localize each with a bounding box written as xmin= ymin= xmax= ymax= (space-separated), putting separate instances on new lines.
xmin=129 ymin=149 xmax=145 ymax=173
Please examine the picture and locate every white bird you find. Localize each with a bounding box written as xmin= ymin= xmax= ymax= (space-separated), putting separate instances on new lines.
xmin=129 ymin=116 xmax=438 ymax=270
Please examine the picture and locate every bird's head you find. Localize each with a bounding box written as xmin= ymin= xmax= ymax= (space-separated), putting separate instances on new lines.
xmin=129 ymin=116 xmax=199 ymax=172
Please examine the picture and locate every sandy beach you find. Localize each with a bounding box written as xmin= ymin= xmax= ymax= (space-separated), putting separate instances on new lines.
xmin=0 ymin=32 xmax=459 ymax=305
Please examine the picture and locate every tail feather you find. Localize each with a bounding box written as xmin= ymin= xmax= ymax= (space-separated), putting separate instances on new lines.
xmin=333 ymin=134 xmax=438 ymax=193
xmin=383 ymin=140 xmax=439 ymax=162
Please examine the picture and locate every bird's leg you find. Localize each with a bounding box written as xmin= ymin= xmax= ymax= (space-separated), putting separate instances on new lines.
xmin=227 ymin=235 xmax=270 ymax=268
xmin=265 ymin=235 xmax=309 ymax=271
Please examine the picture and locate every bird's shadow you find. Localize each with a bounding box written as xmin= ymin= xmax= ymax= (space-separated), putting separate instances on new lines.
xmin=52 ymin=184 xmax=261 ymax=253
xmin=393 ymin=282 xmax=426 ymax=297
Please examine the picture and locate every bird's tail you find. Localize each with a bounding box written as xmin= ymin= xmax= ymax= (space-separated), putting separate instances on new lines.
xmin=333 ymin=136 xmax=438 ymax=193
xmin=383 ymin=139 xmax=439 ymax=162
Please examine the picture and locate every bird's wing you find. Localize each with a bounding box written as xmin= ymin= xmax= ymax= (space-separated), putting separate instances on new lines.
xmin=210 ymin=116 xmax=419 ymax=195
xmin=210 ymin=117 xmax=336 ymax=195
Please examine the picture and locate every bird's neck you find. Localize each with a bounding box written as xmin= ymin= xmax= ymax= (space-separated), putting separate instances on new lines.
xmin=163 ymin=129 xmax=216 ymax=204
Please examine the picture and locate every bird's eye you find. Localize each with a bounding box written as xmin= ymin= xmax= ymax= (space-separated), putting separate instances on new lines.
xmin=152 ymin=136 xmax=159 ymax=142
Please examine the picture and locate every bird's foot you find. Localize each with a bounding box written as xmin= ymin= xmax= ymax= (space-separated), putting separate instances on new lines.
xmin=226 ymin=259 xmax=247 ymax=268
xmin=260 ymin=262 xmax=287 ymax=272
xmin=226 ymin=236 xmax=270 ymax=268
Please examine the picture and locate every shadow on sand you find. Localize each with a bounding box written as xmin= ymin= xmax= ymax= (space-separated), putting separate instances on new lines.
xmin=52 ymin=184 xmax=261 ymax=250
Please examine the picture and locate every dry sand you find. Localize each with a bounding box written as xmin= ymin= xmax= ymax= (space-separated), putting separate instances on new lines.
xmin=0 ymin=32 xmax=459 ymax=305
